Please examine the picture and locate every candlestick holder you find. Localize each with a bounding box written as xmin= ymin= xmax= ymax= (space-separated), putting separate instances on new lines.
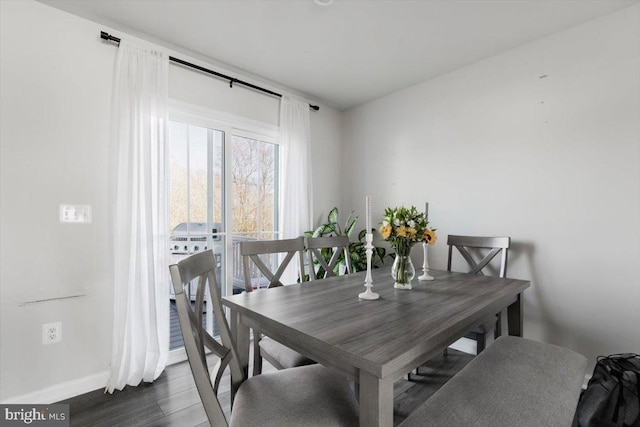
xmin=418 ymin=241 xmax=435 ymax=281
xmin=359 ymin=233 xmax=379 ymax=300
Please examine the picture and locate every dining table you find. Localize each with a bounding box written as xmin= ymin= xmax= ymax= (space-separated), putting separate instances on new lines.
xmin=222 ymin=267 xmax=530 ymax=427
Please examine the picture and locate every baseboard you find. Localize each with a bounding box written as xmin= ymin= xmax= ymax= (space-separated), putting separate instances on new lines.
xmin=167 ymin=347 xmax=188 ymax=365
xmin=1 ymin=371 xmax=109 ymax=404
xmin=2 ymin=350 xmax=190 ymax=405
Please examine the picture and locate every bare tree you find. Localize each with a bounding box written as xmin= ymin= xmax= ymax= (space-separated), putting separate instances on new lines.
xmin=232 ymin=137 xmax=276 ymax=236
xmin=169 ymin=133 xmax=276 ymax=239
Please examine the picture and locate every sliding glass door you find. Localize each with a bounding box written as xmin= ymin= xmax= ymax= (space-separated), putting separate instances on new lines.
xmin=167 ymin=108 xmax=280 ymax=353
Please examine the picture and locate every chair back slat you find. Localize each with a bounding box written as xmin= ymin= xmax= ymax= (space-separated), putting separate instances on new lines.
xmin=240 ymin=237 xmax=306 ymax=292
xmin=447 ymin=235 xmax=510 ymax=278
xmin=448 ymin=235 xmax=510 ymax=249
xmin=169 ymin=250 xmax=245 ymax=426
xmin=267 ymin=251 xmax=296 ymax=287
xmin=306 ymin=235 xmax=352 ymax=280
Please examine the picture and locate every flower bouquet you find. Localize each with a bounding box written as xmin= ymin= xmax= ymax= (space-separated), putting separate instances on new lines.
xmin=379 ymin=206 xmax=435 ymax=289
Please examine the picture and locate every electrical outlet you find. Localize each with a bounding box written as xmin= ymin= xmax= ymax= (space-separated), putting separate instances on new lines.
xmin=43 ymin=322 xmax=62 ymax=345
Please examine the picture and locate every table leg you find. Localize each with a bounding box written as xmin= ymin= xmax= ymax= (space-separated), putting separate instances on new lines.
xmin=358 ymin=371 xmax=394 ymax=427
xmin=229 ymin=308 xmax=249 ymax=400
xmin=507 ymin=293 xmax=523 ymax=336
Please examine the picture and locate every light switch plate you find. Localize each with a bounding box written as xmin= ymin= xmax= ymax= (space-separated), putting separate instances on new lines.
xmin=60 ymin=204 xmax=92 ymax=223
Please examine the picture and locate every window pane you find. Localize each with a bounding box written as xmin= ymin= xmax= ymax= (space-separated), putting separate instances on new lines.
xmin=187 ymin=125 xmax=207 ymax=224
xmin=169 ymin=122 xmax=188 ymax=235
xmin=168 ymin=121 xmax=224 ymax=351
xmin=232 ymin=135 xmax=277 ymax=238
xmin=232 ymin=135 xmax=278 ymax=291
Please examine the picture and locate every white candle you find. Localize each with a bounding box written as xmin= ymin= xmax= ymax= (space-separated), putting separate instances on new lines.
xmin=425 ymin=202 xmax=429 ymax=223
xmin=366 ymin=196 xmax=371 ymax=232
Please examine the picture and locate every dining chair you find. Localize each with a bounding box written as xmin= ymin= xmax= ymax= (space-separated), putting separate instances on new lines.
xmin=306 ymin=235 xmax=353 ymax=280
xmin=447 ymin=234 xmax=511 ymax=354
xmin=240 ymin=237 xmax=314 ymax=375
xmin=169 ymin=250 xmax=359 ymax=427
xmin=240 ymin=237 xmax=306 ymax=291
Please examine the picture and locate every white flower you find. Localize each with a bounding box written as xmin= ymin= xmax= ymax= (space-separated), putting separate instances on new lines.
xmin=394 ymin=219 xmax=400 ymax=226
xmin=408 ymin=220 xmax=415 ymax=228
xmin=382 ymin=220 xmax=389 ymax=227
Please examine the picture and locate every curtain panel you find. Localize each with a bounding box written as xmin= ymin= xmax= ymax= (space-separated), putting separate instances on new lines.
xmin=106 ymin=41 xmax=170 ymax=393
xmin=279 ymin=96 xmax=313 ymax=238
xmin=279 ymin=97 xmax=313 ymax=283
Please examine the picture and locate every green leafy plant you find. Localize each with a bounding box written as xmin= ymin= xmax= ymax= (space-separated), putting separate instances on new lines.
xmin=304 ymin=207 xmax=388 ymax=276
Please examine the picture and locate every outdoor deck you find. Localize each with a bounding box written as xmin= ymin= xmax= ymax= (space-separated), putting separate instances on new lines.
xmin=169 ymin=301 xmax=219 ymax=350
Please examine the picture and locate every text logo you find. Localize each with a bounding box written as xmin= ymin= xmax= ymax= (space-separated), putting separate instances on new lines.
xmin=0 ymin=405 xmax=69 ymax=427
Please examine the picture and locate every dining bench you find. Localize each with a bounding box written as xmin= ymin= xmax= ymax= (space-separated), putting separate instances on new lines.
xmin=399 ymin=336 xmax=587 ymax=427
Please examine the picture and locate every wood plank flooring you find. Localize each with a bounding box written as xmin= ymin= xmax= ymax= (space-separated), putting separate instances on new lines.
xmin=60 ymin=349 xmax=473 ymax=426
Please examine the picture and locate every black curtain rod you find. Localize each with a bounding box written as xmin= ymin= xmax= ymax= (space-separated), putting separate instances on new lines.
xmin=100 ymin=31 xmax=319 ymax=111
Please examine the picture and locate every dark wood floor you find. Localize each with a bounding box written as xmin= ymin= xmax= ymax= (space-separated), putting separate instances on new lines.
xmin=60 ymin=349 xmax=473 ymax=426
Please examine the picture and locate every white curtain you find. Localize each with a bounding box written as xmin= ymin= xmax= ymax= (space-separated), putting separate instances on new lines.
xmin=279 ymin=97 xmax=313 ymax=283
xmin=106 ymin=41 xmax=170 ymax=393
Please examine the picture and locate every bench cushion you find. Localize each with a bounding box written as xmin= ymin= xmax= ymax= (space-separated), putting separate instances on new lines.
xmin=400 ymin=336 xmax=587 ymax=427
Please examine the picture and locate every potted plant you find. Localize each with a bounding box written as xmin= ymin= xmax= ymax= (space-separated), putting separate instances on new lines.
xmin=304 ymin=207 xmax=388 ymax=278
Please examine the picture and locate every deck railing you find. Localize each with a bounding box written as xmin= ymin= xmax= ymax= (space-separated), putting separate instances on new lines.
xmin=231 ymin=233 xmax=278 ymax=292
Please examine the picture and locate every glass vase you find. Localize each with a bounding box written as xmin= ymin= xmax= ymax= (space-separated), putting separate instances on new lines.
xmin=392 ymin=254 xmax=415 ymax=290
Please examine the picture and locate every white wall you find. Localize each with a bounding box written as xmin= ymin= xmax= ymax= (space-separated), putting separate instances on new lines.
xmin=310 ymin=106 xmax=345 ymax=225
xmin=0 ymin=0 xmax=115 ymax=403
xmin=343 ymin=5 xmax=640 ymax=370
xmin=0 ymin=0 xmax=343 ymax=402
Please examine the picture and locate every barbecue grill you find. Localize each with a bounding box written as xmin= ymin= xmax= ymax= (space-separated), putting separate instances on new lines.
xmin=169 ymin=222 xmax=223 ymax=300
xmin=170 ymin=222 xmax=221 ymax=255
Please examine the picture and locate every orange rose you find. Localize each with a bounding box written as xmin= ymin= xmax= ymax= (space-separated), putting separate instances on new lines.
xmin=380 ymin=224 xmax=392 ymax=239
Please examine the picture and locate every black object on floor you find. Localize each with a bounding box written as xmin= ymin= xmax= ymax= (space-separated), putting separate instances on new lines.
xmin=577 ymin=353 xmax=640 ymax=427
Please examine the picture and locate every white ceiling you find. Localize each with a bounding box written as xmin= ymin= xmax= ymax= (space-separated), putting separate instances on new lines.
xmin=40 ymin=0 xmax=638 ymax=110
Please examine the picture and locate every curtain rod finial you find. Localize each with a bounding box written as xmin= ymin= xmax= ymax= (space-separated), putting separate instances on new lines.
xmin=100 ymin=31 xmax=120 ymax=44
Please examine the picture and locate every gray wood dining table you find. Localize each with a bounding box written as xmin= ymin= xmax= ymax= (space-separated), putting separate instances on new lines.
xmin=222 ymin=267 xmax=530 ymax=427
